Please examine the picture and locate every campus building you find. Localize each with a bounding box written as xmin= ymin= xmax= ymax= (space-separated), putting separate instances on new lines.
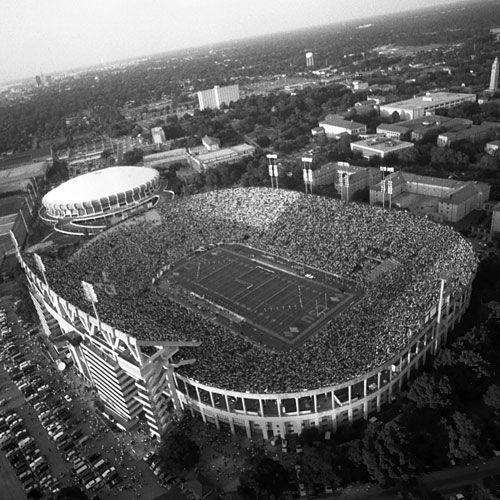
xmin=376 ymin=115 xmax=473 ymax=142
xmin=437 ymin=122 xmax=500 ymax=147
xmin=485 ymin=140 xmax=500 ymax=155
xmin=197 ymin=84 xmax=240 ymax=111
xmin=350 ymin=136 xmax=414 ymax=159
xmin=151 ymin=126 xmax=167 ymax=145
xmin=317 ymin=114 xmax=367 ymax=137
xmin=189 ymin=144 xmax=256 ymax=172
xmin=491 ymin=202 xmax=500 ymax=237
xmin=369 ymin=172 xmax=490 ymax=223
xmin=306 ymin=52 xmax=314 ymax=68
xmin=379 ymin=92 xmax=476 ymax=121
xmin=143 ymin=148 xmax=190 ymax=170
xmin=333 ymin=165 xmax=382 ymax=201
xmin=489 ymin=57 xmax=499 ymax=93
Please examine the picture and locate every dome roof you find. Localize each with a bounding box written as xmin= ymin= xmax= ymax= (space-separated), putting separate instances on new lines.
xmin=43 ymin=166 xmax=158 ymax=206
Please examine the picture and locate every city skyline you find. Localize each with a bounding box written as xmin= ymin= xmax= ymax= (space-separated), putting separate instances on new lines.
xmin=1 ymin=0 xmax=473 ymax=83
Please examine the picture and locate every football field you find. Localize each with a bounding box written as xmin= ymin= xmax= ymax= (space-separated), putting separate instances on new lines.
xmin=160 ymin=244 xmax=359 ymax=350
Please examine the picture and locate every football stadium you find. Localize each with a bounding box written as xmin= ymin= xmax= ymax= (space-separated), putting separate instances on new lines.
xmin=20 ymin=187 xmax=477 ymax=439
xmin=39 ymin=166 xmax=160 ymax=235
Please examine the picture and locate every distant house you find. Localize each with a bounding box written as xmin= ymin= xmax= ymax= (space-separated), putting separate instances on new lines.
xmin=485 ymin=139 xmax=500 ymax=155
xmin=201 ymin=135 xmax=221 ymax=151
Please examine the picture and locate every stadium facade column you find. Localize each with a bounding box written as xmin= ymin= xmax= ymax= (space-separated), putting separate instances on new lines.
xmin=347 ymin=385 xmax=353 ymax=422
xmin=262 ymin=425 xmax=269 ymax=440
xmin=194 ymin=386 xmax=207 ymax=423
xmin=363 ymin=379 xmax=368 ymax=419
xmin=244 ymin=421 xmax=251 ymax=438
xmin=398 ymin=357 xmax=404 ymax=390
xmin=376 ymin=372 xmax=382 ymax=412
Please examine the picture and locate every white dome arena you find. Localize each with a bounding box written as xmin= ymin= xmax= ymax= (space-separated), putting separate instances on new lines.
xmin=42 ymin=166 xmax=159 ymax=219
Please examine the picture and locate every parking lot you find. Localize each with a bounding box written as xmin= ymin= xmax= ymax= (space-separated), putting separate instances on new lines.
xmin=1 ymin=297 xmax=167 ymax=499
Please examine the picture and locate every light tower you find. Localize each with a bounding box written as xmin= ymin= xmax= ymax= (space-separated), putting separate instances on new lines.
xmin=489 ymin=56 xmax=499 ymax=93
xmin=306 ymin=52 xmax=314 ymax=68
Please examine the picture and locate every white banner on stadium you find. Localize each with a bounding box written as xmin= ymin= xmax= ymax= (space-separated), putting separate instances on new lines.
xmin=307 ymin=169 xmax=313 ymax=183
xmin=273 ymin=165 xmax=279 ymax=177
xmin=81 ymin=281 xmax=98 ymax=303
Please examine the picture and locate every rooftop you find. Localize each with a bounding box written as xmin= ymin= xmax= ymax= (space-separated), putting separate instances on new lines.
xmin=382 ymin=92 xmax=476 ymax=110
xmin=42 ymin=166 xmax=158 ymax=206
xmin=351 ymin=136 xmax=414 ymax=151
xmin=319 ymin=114 xmax=366 ymax=130
xmin=143 ymin=148 xmax=187 ymax=162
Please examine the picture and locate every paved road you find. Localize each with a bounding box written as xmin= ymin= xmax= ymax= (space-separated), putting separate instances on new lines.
xmin=420 ymin=456 xmax=500 ymax=494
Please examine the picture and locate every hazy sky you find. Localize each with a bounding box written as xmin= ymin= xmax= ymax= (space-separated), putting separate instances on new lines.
xmin=1 ymin=0 xmax=470 ymax=83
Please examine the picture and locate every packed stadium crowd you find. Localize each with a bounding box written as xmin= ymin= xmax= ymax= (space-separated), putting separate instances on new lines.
xmin=26 ymin=187 xmax=477 ymax=393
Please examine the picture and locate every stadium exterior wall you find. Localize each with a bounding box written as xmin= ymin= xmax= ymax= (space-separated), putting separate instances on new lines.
xmin=18 ymin=253 xmax=474 ymax=440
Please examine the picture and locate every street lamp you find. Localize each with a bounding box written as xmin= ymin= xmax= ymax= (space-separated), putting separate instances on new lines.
xmin=379 ymin=166 xmax=394 ymax=209
xmin=267 ymin=154 xmax=279 ymax=189
xmin=301 ymin=156 xmax=313 ymax=194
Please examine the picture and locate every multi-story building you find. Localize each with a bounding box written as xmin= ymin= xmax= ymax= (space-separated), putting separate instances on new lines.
xmin=306 ymin=52 xmax=314 ymax=68
xmin=151 ymin=126 xmax=166 ymax=145
xmin=490 ymin=202 xmax=500 ymax=237
xmin=202 ymin=136 xmax=221 ymax=151
xmin=485 ymin=139 xmax=500 ymax=155
xmin=489 ymin=57 xmax=499 ymax=93
xmin=436 ymin=121 xmax=500 ymax=147
xmin=143 ymin=148 xmax=190 ymax=170
xmin=375 ymin=123 xmax=411 ymax=140
xmin=189 ymin=144 xmax=255 ymax=172
xmin=334 ymin=165 xmax=382 ymax=201
xmin=376 ymin=115 xmax=473 ymax=142
xmin=197 ymin=85 xmax=240 ymax=111
xmin=317 ymin=114 xmax=367 ymax=137
xmin=379 ymin=92 xmax=476 ymax=120
xmin=350 ymin=136 xmax=414 ymax=159
xmin=370 ymin=172 xmax=490 ymax=223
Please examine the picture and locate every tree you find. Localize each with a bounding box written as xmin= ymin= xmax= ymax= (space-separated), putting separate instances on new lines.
xmin=407 ymin=373 xmax=453 ymax=409
xmin=361 ymin=421 xmax=414 ymax=486
xmin=483 ymin=385 xmax=500 ymax=411
xmin=121 ymin=147 xmax=144 ymax=165
xmin=159 ymin=428 xmax=200 ymax=476
xmin=238 ymin=454 xmax=290 ymax=499
xmin=46 ymin=159 xmax=69 ymax=184
xmin=443 ymin=412 xmax=481 ymax=462
xmin=301 ymin=444 xmax=338 ymax=486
